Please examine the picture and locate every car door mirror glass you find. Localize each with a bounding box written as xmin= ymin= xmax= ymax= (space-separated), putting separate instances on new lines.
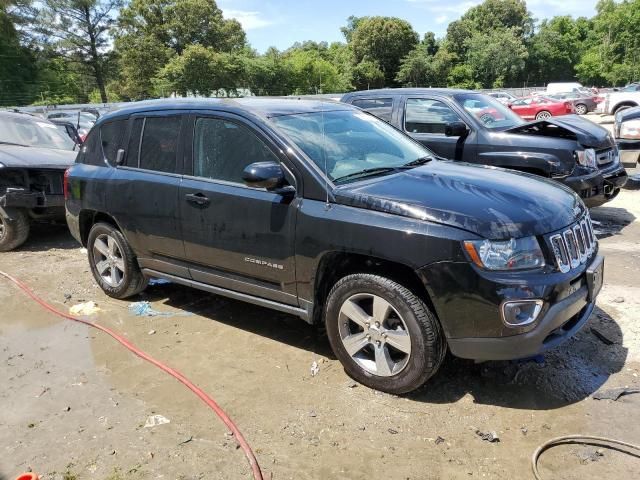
xmin=242 ymin=161 xmax=286 ymax=190
xmin=445 ymin=121 xmax=468 ymax=137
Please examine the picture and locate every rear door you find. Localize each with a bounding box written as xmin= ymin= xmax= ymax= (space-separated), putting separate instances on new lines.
xmin=509 ymin=98 xmax=535 ymax=119
xmin=179 ymin=112 xmax=299 ymax=305
xmin=108 ymin=112 xmax=188 ymax=277
xmin=401 ymin=96 xmax=468 ymax=160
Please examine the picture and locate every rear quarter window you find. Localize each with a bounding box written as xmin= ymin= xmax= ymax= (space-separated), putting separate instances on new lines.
xmin=100 ymin=119 xmax=127 ymax=166
xmin=350 ymin=97 xmax=394 ymax=122
xmin=76 ymin=129 xmax=102 ymax=166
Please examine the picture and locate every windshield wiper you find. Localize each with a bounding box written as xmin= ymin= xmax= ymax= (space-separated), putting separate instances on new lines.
xmin=333 ymin=167 xmax=398 ymax=184
xmin=0 ymin=141 xmax=29 ymax=147
xmin=403 ymin=156 xmax=434 ymax=167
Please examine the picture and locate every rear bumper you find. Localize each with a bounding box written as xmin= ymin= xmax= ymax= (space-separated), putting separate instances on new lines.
xmin=0 ymin=189 xmax=65 ymax=209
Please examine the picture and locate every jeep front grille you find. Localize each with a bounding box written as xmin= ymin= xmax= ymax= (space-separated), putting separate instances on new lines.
xmin=549 ymin=213 xmax=596 ymax=273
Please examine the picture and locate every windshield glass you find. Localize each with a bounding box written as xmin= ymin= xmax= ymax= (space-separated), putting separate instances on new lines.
xmin=270 ymin=109 xmax=435 ymax=183
xmin=453 ymin=93 xmax=524 ymax=130
xmin=0 ymin=115 xmax=75 ymax=150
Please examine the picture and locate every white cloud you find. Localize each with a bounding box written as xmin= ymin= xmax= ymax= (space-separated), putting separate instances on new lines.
xmin=223 ymin=9 xmax=274 ymax=30
xmin=435 ymin=14 xmax=448 ymax=24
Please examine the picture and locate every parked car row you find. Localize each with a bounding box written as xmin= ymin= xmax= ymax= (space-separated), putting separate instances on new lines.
xmin=1 ymin=90 xmax=629 ymax=393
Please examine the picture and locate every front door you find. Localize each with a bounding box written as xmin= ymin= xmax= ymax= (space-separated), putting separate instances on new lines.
xmin=402 ymin=97 xmax=467 ymax=160
xmin=179 ymin=113 xmax=298 ymax=305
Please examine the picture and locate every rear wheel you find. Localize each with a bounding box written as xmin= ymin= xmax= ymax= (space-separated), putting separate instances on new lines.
xmin=87 ymin=222 xmax=147 ymax=298
xmin=575 ymin=103 xmax=588 ymax=115
xmin=535 ymin=110 xmax=552 ymax=120
xmin=0 ymin=207 xmax=30 ymax=252
xmin=325 ymin=274 xmax=446 ymax=394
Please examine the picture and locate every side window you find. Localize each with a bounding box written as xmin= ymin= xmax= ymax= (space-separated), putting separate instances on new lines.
xmin=139 ymin=116 xmax=181 ymax=174
xmin=76 ymin=129 xmax=102 ymax=166
xmin=193 ymin=117 xmax=279 ymax=184
xmin=126 ymin=118 xmax=144 ymax=167
xmin=404 ymin=98 xmax=462 ymax=134
xmin=350 ymin=97 xmax=394 ymax=122
xmin=100 ymin=119 xmax=127 ymax=165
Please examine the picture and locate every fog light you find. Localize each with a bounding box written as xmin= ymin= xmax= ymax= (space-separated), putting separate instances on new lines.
xmin=501 ymin=300 xmax=543 ymax=327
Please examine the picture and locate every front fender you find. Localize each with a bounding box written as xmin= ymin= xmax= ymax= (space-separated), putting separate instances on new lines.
xmin=477 ymin=150 xmax=566 ymax=176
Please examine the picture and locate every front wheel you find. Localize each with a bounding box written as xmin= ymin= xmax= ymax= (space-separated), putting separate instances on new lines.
xmin=87 ymin=222 xmax=147 ymax=299
xmin=535 ymin=110 xmax=552 ymax=120
xmin=0 ymin=207 xmax=30 ymax=252
xmin=325 ymin=274 xmax=446 ymax=394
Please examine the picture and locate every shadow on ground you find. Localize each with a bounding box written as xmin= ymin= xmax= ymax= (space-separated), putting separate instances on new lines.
xmin=590 ymin=205 xmax=636 ymax=239
xmin=15 ymin=223 xmax=77 ymax=251
xmin=141 ymin=283 xmax=627 ymax=411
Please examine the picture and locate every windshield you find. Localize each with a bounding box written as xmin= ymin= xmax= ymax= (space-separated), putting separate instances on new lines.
xmin=0 ymin=115 xmax=76 ymax=150
xmin=270 ymin=109 xmax=435 ymax=183
xmin=453 ymin=93 xmax=524 ymax=130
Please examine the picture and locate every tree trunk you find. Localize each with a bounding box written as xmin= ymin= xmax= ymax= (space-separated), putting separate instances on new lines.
xmin=83 ymin=6 xmax=107 ymax=103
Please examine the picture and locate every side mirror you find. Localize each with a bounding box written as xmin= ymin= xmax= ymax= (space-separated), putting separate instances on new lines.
xmin=242 ymin=161 xmax=286 ymax=190
xmin=115 ymin=148 xmax=126 ymax=166
xmin=445 ymin=121 xmax=468 ymax=137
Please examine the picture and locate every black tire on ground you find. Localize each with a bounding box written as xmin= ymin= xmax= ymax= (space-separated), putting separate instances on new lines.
xmin=0 ymin=207 xmax=30 ymax=252
xmin=87 ymin=222 xmax=148 ymax=299
xmin=325 ymin=273 xmax=446 ymax=394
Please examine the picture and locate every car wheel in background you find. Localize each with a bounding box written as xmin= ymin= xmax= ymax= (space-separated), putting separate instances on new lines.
xmin=535 ymin=110 xmax=552 ymax=120
xmin=325 ymin=273 xmax=446 ymax=394
xmin=0 ymin=207 xmax=30 ymax=252
xmin=87 ymin=222 xmax=148 ymax=299
xmin=575 ymin=104 xmax=588 ymax=115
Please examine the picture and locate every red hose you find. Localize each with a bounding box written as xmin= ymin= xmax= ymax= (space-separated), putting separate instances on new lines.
xmin=0 ymin=270 xmax=263 ymax=480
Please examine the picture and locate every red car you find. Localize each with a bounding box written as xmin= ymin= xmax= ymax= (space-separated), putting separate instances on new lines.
xmin=508 ymin=96 xmax=575 ymax=120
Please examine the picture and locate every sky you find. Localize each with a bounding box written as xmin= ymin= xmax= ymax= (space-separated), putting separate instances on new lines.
xmin=217 ymin=0 xmax=599 ymax=53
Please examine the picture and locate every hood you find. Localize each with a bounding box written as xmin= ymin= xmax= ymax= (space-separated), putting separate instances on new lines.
xmin=616 ymin=106 xmax=640 ymax=124
xmin=333 ymin=161 xmax=584 ymax=239
xmin=0 ymin=145 xmax=76 ymax=169
xmin=505 ymin=115 xmax=613 ymax=149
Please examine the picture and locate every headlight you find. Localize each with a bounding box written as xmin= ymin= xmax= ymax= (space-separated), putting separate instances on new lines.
xmin=620 ymin=119 xmax=640 ymax=139
xmin=574 ymin=148 xmax=597 ymax=168
xmin=463 ymin=236 xmax=545 ymax=271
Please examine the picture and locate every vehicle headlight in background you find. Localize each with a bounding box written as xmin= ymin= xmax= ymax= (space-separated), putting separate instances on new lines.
xmin=574 ymin=148 xmax=597 ymax=168
xmin=620 ymin=119 xmax=640 ymax=140
xmin=463 ymin=236 xmax=545 ymax=270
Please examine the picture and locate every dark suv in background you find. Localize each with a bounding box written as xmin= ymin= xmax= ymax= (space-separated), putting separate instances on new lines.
xmin=341 ymin=88 xmax=627 ymax=207
xmin=66 ymin=99 xmax=603 ymax=394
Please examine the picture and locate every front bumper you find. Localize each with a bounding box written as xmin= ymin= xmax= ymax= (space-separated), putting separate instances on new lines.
xmin=420 ymin=254 xmax=602 ymax=361
xmin=562 ymin=162 xmax=627 ymax=208
xmin=617 ymin=139 xmax=640 ymax=168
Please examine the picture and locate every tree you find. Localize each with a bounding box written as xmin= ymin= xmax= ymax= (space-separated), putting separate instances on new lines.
xmin=352 ymin=59 xmax=384 ymax=90
xmin=285 ymin=49 xmax=348 ymax=94
xmin=396 ymin=43 xmax=435 ymax=87
xmin=245 ymin=47 xmax=291 ymax=96
xmin=37 ymin=0 xmax=122 ymax=102
xmin=350 ymin=16 xmax=419 ymax=85
xmin=465 ymin=28 xmax=528 ymax=87
xmin=0 ymin=5 xmax=37 ymax=105
xmin=115 ymin=0 xmax=246 ymax=98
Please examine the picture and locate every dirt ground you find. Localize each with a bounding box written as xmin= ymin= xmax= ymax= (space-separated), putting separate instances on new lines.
xmin=2 ymin=189 xmax=640 ymax=480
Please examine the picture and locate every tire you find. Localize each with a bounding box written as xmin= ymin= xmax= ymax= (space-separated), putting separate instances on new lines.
xmin=535 ymin=110 xmax=552 ymax=120
xmin=0 ymin=207 xmax=30 ymax=252
xmin=575 ymin=104 xmax=588 ymax=115
xmin=87 ymin=222 xmax=147 ymax=299
xmin=325 ymin=274 xmax=446 ymax=394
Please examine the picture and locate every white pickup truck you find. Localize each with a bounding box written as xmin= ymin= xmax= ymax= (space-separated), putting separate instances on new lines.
xmin=597 ymin=90 xmax=640 ymax=115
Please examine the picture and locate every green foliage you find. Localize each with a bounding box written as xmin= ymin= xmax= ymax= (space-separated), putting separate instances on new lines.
xmin=352 ymin=59 xmax=384 ymax=90
xmin=0 ymin=8 xmax=37 ymax=105
xmin=350 ymin=16 xmax=419 ymax=85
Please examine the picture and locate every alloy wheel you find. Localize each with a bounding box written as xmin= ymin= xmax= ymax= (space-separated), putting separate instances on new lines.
xmin=536 ymin=111 xmax=551 ymax=120
xmin=338 ymin=293 xmax=412 ymax=377
xmin=575 ymin=104 xmax=587 ymax=115
xmin=93 ymin=233 xmax=125 ymax=288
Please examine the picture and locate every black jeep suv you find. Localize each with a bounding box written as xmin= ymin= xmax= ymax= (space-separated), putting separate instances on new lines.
xmin=65 ymin=99 xmax=604 ymax=394
xmin=341 ymin=88 xmax=628 ymax=207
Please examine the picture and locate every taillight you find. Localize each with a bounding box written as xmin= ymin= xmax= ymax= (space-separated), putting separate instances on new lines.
xmin=63 ymin=167 xmax=71 ymax=200
xmin=594 ymin=96 xmax=604 ymax=103
xmin=565 ymin=101 xmax=573 ymax=111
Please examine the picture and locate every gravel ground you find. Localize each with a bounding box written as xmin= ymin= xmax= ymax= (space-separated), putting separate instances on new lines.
xmin=1 ymin=191 xmax=640 ymax=480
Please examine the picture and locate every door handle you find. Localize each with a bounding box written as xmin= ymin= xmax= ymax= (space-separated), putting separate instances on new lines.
xmin=185 ymin=193 xmax=211 ymax=207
